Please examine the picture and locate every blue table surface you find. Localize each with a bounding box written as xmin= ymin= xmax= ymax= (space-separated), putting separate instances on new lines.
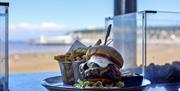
xmin=9 ymin=72 xmax=180 ymax=91
xmin=9 ymin=72 xmax=60 ymax=91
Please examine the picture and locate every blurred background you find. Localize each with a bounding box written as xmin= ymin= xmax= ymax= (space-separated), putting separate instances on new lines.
xmin=0 ymin=0 xmax=179 ymax=73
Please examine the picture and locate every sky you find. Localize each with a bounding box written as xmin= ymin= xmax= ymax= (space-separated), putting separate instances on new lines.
xmin=1 ymin=0 xmax=180 ymax=41
xmin=8 ymin=0 xmax=113 ymax=29
xmin=7 ymin=0 xmax=113 ymax=41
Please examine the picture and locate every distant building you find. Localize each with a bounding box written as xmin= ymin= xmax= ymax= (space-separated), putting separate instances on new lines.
xmin=29 ymin=28 xmax=106 ymax=45
xmin=67 ymin=29 xmax=106 ymax=45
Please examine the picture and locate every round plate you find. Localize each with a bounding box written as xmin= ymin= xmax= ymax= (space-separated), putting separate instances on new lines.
xmin=41 ymin=76 xmax=151 ymax=91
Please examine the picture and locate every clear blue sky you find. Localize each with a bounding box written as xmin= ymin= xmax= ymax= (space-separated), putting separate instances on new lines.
xmin=1 ymin=0 xmax=180 ymax=41
xmin=6 ymin=0 xmax=180 ymax=28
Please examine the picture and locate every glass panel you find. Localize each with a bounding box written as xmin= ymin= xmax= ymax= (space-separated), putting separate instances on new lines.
xmin=113 ymin=13 xmax=137 ymax=68
xmin=146 ymin=11 xmax=180 ymax=65
xmin=112 ymin=11 xmax=180 ymax=81
xmin=143 ymin=11 xmax=180 ymax=83
xmin=112 ymin=13 xmax=143 ymax=74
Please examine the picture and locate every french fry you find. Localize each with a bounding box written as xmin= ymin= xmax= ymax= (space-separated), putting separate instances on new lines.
xmin=54 ymin=48 xmax=87 ymax=62
xmin=54 ymin=39 xmax=102 ymax=62
xmin=94 ymin=39 xmax=102 ymax=46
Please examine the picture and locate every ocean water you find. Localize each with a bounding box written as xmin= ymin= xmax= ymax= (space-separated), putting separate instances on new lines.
xmin=9 ymin=41 xmax=70 ymax=54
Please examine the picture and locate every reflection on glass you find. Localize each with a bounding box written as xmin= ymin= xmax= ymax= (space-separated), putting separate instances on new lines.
xmin=112 ymin=13 xmax=143 ymax=75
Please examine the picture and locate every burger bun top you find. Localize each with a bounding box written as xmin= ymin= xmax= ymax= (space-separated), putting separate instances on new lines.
xmin=86 ymin=45 xmax=124 ymax=68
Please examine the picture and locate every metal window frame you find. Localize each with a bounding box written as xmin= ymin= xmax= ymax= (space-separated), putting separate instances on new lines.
xmin=0 ymin=2 xmax=9 ymax=91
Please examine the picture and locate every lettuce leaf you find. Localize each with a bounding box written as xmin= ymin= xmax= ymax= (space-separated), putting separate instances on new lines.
xmin=74 ymin=79 xmax=124 ymax=88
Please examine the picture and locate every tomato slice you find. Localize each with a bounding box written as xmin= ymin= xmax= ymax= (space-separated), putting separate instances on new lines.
xmin=87 ymin=78 xmax=113 ymax=84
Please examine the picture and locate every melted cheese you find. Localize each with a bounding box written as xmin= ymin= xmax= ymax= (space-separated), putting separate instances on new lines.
xmin=87 ymin=55 xmax=113 ymax=68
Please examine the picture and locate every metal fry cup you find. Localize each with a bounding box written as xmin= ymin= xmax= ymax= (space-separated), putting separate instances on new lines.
xmin=59 ymin=62 xmax=75 ymax=85
xmin=72 ymin=61 xmax=86 ymax=82
xmin=59 ymin=61 xmax=86 ymax=85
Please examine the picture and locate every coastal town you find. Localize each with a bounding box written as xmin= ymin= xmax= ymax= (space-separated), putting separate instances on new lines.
xmin=30 ymin=26 xmax=180 ymax=45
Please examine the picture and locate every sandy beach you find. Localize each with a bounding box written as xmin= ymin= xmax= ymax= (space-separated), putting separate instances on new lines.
xmin=9 ymin=52 xmax=64 ymax=73
xmin=9 ymin=44 xmax=180 ymax=73
xmin=137 ymin=44 xmax=180 ymax=66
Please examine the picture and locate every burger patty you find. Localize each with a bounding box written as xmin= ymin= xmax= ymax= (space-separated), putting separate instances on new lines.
xmin=83 ymin=64 xmax=121 ymax=82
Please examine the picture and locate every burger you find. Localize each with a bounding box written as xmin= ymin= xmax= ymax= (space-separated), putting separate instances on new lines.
xmin=74 ymin=45 xmax=124 ymax=88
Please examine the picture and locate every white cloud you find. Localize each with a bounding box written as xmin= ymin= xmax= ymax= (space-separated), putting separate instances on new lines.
xmin=40 ymin=22 xmax=66 ymax=29
xmin=87 ymin=25 xmax=98 ymax=30
xmin=18 ymin=22 xmax=34 ymax=28
xmin=10 ymin=22 xmax=69 ymax=31
xmin=10 ymin=22 xmax=101 ymax=31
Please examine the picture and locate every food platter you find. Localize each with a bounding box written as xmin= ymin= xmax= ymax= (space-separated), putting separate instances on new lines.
xmin=42 ymin=76 xmax=151 ymax=91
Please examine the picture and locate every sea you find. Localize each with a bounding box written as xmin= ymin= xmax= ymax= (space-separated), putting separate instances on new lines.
xmin=8 ymin=39 xmax=180 ymax=54
xmin=9 ymin=41 xmax=70 ymax=54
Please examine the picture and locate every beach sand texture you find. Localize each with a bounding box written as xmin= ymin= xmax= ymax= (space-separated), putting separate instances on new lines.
xmin=9 ymin=52 xmax=63 ymax=73
xmin=9 ymin=44 xmax=180 ymax=73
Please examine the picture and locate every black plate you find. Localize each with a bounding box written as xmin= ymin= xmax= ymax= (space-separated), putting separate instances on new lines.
xmin=42 ymin=76 xmax=151 ymax=91
xmin=121 ymin=75 xmax=144 ymax=87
